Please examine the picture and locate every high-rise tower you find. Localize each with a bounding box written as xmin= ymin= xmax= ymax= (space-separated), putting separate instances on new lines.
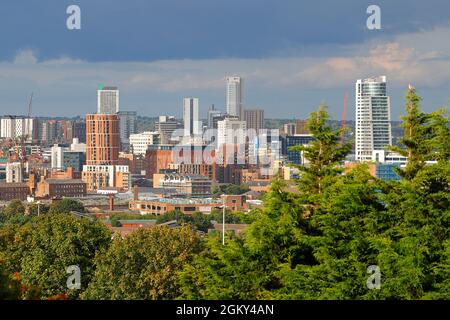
xmin=355 ymin=76 xmax=392 ymax=161
xmin=226 ymin=76 xmax=243 ymax=119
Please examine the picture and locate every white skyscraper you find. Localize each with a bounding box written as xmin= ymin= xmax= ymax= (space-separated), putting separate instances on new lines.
xmin=355 ymin=76 xmax=392 ymax=162
xmin=97 ymin=85 xmax=119 ymax=114
xmin=51 ymin=144 xmax=64 ymax=170
xmin=226 ymin=76 xmax=243 ymax=119
xmin=183 ymin=97 xmax=201 ymax=137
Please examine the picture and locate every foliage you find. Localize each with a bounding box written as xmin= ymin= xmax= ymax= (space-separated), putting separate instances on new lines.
xmin=290 ymin=105 xmax=352 ymax=202
xmin=156 ymin=211 xmax=212 ymax=233
xmin=154 ymin=210 xmax=255 ymax=233
xmin=1 ymin=199 xmax=25 ymax=218
xmin=28 ymin=203 xmax=50 ymax=216
xmin=0 ymin=262 xmax=41 ymax=300
xmin=179 ymin=101 xmax=450 ymax=300
xmin=47 ymin=198 xmax=85 ymax=214
xmin=388 ymin=86 xmax=450 ymax=180
xmin=82 ymin=225 xmax=202 ymax=300
xmin=212 ymin=184 xmax=250 ymax=197
xmin=0 ymin=213 xmax=111 ymax=299
xmin=209 ymin=209 xmax=256 ymax=224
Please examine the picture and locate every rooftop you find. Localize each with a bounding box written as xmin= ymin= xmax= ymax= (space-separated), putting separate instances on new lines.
xmin=0 ymin=182 xmax=28 ymax=188
xmin=45 ymin=179 xmax=85 ymax=184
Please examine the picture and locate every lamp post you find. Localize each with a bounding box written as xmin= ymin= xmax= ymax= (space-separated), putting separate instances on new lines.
xmin=222 ymin=195 xmax=226 ymax=245
xmin=37 ymin=201 xmax=41 ymax=217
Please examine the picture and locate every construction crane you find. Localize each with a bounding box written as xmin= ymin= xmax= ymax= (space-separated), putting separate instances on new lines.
xmin=16 ymin=93 xmax=34 ymax=160
xmin=341 ymin=93 xmax=348 ymax=144
xmin=28 ymin=92 xmax=34 ymax=117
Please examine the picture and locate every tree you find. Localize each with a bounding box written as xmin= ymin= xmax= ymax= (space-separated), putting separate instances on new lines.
xmin=190 ymin=212 xmax=213 ymax=233
xmin=178 ymin=233 xmax=275 ymax=299
xmin=212 ymin=184 xmax=250 ymax=197
xmin=209 ymin=209 xmax=255 ymax=224
xmin=1 ymin=199 xmax=25 ymax=218
xmin=28 ymin=203 xmax=50 ymax=216
xmin=82 ymin=225 xmax=202 ymax=300
xmin=0 ymin=262 xmax=41 ymax=300
xmin=290 ymin=105 xmax=352 ymax=202
xmin=0 ymin=213 xmax=111 ymax=299
xmin=48 ymin=198 xmax=85 ymax=214
xmin=388 ymin=86 xmax=449 ymax=180
xmin=179 ymin=101 xmax=450 ymax=300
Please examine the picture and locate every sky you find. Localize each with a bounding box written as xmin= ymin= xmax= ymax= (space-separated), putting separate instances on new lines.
xmin=1 ymin=0 xmax=450 ymax=120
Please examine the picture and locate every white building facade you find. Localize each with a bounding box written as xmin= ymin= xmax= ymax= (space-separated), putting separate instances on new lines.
xmin=51 ymin=144 xmax=64 ymax=170
xmin=129 ymin=132 xmax=160 ymax=155
xmin=1 ymin=116 xmax=37 ymax=142
xmin=226 ymin=76 xmax=243 ymax=119
xmin=6 ymin=162 xmax=23 ymax=183
xmin=355 ymin=76 xmax=392 ymax=162
xmin=97 ymin=86 xmax=119 ymax=114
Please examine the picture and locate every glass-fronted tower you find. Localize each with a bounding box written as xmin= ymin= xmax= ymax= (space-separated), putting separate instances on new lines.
xmin=355 ymin=76 xmax=392 ymax=161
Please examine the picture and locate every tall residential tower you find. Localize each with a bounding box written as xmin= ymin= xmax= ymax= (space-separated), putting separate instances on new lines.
xmin=226 ymin=76 xmax=243 ymax=119
xmin=97 ymin=85 xmax=119 ymax=114
xmin=355 ymin=76 xmax=392 ymax=161
xmin=183 ymin=97 xmax=201 ymax=137
xmin=86 ymin=114 xmax=120 ymax=165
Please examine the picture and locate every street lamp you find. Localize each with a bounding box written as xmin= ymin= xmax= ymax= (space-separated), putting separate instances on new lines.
xmin=221 ymin=195 xmax=227 ymax=245
xmin=37 ymin=201 xmax=41 ymax=216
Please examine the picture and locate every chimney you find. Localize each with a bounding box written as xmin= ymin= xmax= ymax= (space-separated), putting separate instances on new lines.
xmin=133 ymin=186 xmax=139 ymax=201
xmin=109 ymin=195 xmax=114 ymax=211
xmin=28 ymin=173 xmax=36 ymax=194
xmin=67 ymin=167 xmax=74 ymax=179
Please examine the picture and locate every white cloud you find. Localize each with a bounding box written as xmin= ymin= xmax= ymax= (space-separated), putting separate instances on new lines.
xmin=13 ymin=49 xmax=38 ymax=65
xmin=0 ymin=28 xmax=450 ymax=92
xmin=1 ymin=26 xmax=450 ymax=108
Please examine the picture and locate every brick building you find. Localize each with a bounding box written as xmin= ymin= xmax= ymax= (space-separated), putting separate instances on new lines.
xmin=0 ymin=183 xmax=29 ymax=201
xmin=35 ymin=178 xmax=86 ymax=198
xmin=86 ymin=114 xmax=120 ymax=165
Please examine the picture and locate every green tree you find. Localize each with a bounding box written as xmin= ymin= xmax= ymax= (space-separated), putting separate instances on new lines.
xmin=1 ymin=199 xmax=25 ymax=218
xmin=28 ymin=203 xmax=50 ymax=216
xmin=0 ymin=262 xmax=41 ymax=300
xmin=290 ymin=105 xmax=352 ymax=203
xmin=179 ymin=101 xmax=450 ymax=300
xmin=82 ymin=225 xmax=201 ymax=300
xmin=0 ymin=213 xmax=111 ymax=299
xmin=388 ymin=86 xmax=450 ymax=180
xmin=178 ymin=233 xmax=275 ymax=299
xmin=191 ymin=212 xmax=213 ymax=233
xmin=48 ymin=198 xmax=85 ymax=214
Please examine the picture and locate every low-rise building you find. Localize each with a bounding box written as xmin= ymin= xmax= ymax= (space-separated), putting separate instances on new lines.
xmin=82 ymin=165 xmax=130 ymax=192
xmin=129 ymin=131 xmax=160 ymax=155
xmin=0 ymin=182 xmax=29 ymax=201
xmin=35 ymin=177 xmax=87 ymax=198
xmin=157 ymin=173 xmax=212 ymax=198
xmin=221 ymin=194 xmax=248 ymax=212
xmin=129 ymin=198 xmax=222 ymax=215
